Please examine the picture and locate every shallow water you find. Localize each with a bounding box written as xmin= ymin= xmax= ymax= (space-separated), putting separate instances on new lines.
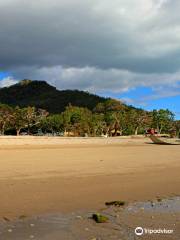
xmin=0 ymin=197 xmax=179 ymax=240
xmin=125 ymin=196 xmax=180 ymax=213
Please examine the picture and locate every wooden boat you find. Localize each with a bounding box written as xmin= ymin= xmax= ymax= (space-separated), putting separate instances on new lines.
xmin=149 ymin=135 xmax=180 ymax=145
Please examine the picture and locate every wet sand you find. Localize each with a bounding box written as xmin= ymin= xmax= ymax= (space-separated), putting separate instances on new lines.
xmin=0 ymin=197 xmax=179 ymax=240
xmin=0 ymin=136 xmax=179 ymax=220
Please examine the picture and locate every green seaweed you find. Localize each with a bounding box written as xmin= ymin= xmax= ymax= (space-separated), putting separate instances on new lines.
xmin=92 ymin=213 xmax=109 ymax=223
xmin=105 ymin=201 xmax=126 ymax=207
xmin=19 ymin=215 xmax=28 ymax=220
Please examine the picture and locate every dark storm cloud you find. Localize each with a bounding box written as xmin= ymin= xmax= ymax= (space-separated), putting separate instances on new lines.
xmin=0 ymin=0 xmax=179 ymax=73
xmin=1 ymin=0 xmax=180 ymax=98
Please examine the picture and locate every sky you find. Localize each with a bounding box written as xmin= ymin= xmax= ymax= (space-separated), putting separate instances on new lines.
xmin=0 ymin=0 xmax=180 ymax=118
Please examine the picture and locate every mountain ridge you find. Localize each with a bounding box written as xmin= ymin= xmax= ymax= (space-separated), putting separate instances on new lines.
xmin=0 ymin=80 xmax=108 ymax=113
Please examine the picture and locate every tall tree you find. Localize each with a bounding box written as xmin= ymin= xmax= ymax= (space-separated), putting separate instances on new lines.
xmin=0 ymin=104 xmax=13 ymax=135
xmin=12 ymin=107 xmax=27 ymax=136
xmin=173 ymin=120 xmax=180 ymax=137
xmin=41 ymin=114 xmax=63 ymax=134
xmin=12 ymin=107 xmax=48 ymax=135
xmin=62 ymin=105 xmax=92 ymax=136
xmin=26 ymin=107 xmax=48 ymax=134
xmin=152 ymin=109 xmax=174 ymax=134
xmin=128 ymin=109 xmax=151 ymax=135
xmin=94 ymin=99 xmax=125 ymax=136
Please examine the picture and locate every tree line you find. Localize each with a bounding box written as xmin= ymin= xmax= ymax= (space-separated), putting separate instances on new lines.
xmin=0 ymin=99 xmax=179 ymax=137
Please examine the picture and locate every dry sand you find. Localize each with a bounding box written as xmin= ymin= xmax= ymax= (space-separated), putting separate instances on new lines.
xmin=0 ymin=136 xmax=179 ymax=220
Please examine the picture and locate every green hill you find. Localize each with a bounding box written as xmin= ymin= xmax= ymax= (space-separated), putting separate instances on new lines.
xmin=0 ymin=80 xmax=107 ymax=113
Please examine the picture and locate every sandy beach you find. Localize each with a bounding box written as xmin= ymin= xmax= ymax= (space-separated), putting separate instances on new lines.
xmin=0 ymin=136 xmax=179 ymax=219
xmin=0 ymin=136 xmax=179 ymax=239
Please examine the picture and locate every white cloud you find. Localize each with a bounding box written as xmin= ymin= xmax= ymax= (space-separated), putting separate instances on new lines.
xmin=11 ymin=65 xmax=180 ymax=95
xmin=0 ymin=77 xmax=18 ymax=88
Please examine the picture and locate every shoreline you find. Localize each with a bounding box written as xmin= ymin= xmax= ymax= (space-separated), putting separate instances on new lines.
xmin=0 ymin=196 xmax=179 ymax=240
xmin=0 ymin=135 xmax=149 ymax=146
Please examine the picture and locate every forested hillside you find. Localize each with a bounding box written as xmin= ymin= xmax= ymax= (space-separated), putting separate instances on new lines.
xmin=0 ymin=80 xmax=107 ymax=113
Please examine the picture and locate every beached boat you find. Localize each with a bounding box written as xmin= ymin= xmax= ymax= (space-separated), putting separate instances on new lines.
xmin=149 ymin=135 xmax=180 ymax=145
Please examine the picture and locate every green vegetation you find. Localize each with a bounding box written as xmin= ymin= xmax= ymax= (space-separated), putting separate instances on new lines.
xmin=0 ymin=80 xmax=178 ymax=136
xmin=92 ymin=213 xmax=109 ymax=223
xmin=105 ymin=201 xmax=126 ymax=207
xmin=0 ymin=104 xmax=48 ymax=135
xmin=151 ymin=109 xmax=174 ymax=134
xmin=0 ymin=80 xmax=106 ymax=113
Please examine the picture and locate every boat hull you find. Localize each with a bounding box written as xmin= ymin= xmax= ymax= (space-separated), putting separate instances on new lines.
xmin=149 ymin=135 xmax=180 ymax=145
